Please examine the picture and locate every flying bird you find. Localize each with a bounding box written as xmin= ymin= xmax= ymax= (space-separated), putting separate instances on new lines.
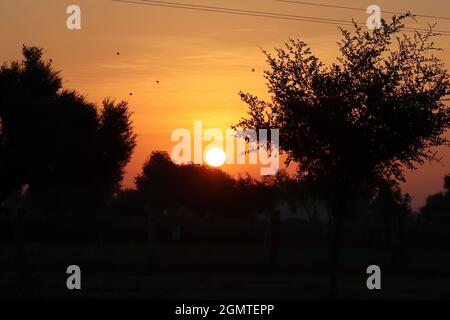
xmin=156 ymin=80 xmax=160 ymax=84
xmin=252 ymin=68 xmax=255 ymax=72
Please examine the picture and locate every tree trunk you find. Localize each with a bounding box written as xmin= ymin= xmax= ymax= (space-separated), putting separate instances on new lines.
xmin=13 ymin=208 xmax=26 ymax=270
xmin=269 ymin=209 xmax=281 ymax=270
xmin=328 ymin=201 xmax=344 ymax=299
xmin=147 ymin=212 xmax=156 ymax=267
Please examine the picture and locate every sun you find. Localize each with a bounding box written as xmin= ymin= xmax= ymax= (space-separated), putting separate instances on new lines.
xmin=205 ymin=147 xmax=226 ymax=167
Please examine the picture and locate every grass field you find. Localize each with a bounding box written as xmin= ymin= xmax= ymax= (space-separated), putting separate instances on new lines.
xmin=1 ymin=242 xmax=450 ymax=299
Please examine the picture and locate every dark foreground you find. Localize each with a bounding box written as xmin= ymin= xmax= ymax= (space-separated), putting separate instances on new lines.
xmin=1 ymin=243 xmax=450 ymax=299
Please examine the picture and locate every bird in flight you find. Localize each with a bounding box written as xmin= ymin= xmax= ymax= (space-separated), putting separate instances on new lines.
xmin=156 ymin=80 xmax=160 ymax=84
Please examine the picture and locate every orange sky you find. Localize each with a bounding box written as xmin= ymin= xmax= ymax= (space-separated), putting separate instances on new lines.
xmin=1 ymin=0 xmax=449 ymax=210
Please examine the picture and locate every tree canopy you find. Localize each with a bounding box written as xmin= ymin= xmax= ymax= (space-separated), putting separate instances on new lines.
xmin=135 ymin=151 xmax=289 ymax=218
xmin=0 ymin=46 xmax=136 ymax=214
xmin=236 ymin=15 xmax=450 ymax=202
xmin=421 ymin=174 xmax=450 ymax=225
xmin=235 ymin=15 xmax=450 ymax=297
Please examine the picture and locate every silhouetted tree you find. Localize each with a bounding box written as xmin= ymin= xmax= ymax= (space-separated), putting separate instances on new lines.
xmin=97 ymin=99 xmax=137 ymax=202
xmin=370 ymin=178 xmax=413 ymax=263
xmin=109 ymin=189 xmax=146 ymax=218
xmin=135 ymin=151 xmax=179 ymax=214
xmin=0 ymin=46 xmax=136 ymax=216
xmin=236 ymin=15 xmax=450 ymax=297
xmin=136 ymin=151 xmax=237 ymax=217
xmin=177 ymin=164 xmax=235 ymax=217
xmin=259 ymin=170 xmax=296 ymax=269
xmin=421 ymin=174 xmax=450 ymax=225
xmin=0 ymin=46 xmax=62 ymax=205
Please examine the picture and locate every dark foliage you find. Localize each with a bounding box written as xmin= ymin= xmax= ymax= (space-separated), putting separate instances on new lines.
xmin=235 ymin=15 xmax=450 ymax=296
xmin=421 ymin=174 xmax=450 ymax=225
xmin=0 ymin=46 xmax=136 ymax=216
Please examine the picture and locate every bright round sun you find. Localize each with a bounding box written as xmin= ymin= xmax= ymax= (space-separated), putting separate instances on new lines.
xmin=205 ymin=147 xmax=226 ymax=167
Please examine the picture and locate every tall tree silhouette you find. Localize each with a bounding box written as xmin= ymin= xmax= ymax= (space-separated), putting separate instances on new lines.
xmin=370 ymin=178 xmax=412 ymax=263
xmin=0 ymin=46 xmax=136 ymax=215
xmin=0 ymin=46 xmax=62 ymax=204
xmin=421 ymin=174 xmax=450 ymax=225
xmin=135 ymin=151 xmax=179 ymax=214
xmin=136 ymin=151 xmax=236 ymax=217
xmin=236 ymin=15 xmax=450 ymax=297
xmin=97 ymin=99 xmax=136 ymax=202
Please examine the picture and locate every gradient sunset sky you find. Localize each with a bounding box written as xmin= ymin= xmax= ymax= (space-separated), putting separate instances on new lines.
xmin=1 ymin=0 xmax=449 ymax=210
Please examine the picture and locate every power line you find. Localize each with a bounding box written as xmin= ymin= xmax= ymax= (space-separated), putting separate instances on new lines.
xmin=275 ymin=0 xmax=450 ymax=21
xmin=112 ymin=0 xmax=450 ymax=35
xmin=112 ymin=0 xmax=356 ymax=26
xmin=114 ymin=0 xmax=450 ymax=34
xmin=118 ymin=0 xmax=356 ymax=24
